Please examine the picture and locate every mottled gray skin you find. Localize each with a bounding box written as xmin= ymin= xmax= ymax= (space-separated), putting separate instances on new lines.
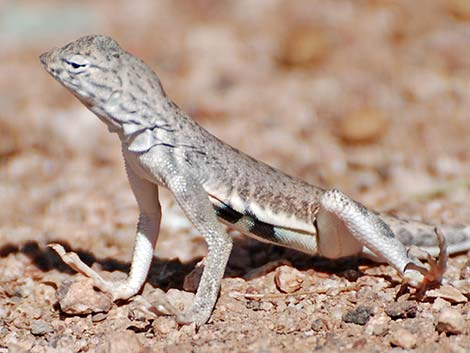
xmin=40 ymin=35 xmax=469 ymax=326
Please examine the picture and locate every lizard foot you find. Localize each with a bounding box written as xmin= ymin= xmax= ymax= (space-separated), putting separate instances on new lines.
xmin=131 ymin=292 xmax=179 ymax=317
xmin=51 ymin=243 xmax=212 ymax=326
xmin=131 ymin=294 xmax=210 ymax=327
xmin=403 ymin=227 xmax=448 ymax=293
xmin=176 ymin=307 xmax=212 ymax=328
xmin=49 ymin=243 xmax=137 ymax=300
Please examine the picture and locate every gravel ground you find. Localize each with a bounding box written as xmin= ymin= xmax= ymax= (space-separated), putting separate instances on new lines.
xmin=0 ymin=1 xmax=469 ymax=352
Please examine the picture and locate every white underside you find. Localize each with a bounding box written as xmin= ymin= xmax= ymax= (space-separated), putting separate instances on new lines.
xmin=316 ymin=206 xmax=363 ymax=258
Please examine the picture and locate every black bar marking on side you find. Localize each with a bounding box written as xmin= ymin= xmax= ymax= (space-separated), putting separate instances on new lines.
xmin=211 ymin=197 xmax=278 ymax=243
xmin=214 ymin=203 xmax=244 ymax=224
xmin=248 ymin=219 xmax=277 ymax=242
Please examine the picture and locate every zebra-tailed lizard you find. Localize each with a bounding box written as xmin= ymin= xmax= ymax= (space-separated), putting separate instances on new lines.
xmin=40 ymin=35 xmax=470 ymax=326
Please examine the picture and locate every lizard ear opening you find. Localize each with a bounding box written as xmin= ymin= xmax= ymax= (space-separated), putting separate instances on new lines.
xmin=128 ymin=129 xmax=157 ymax=153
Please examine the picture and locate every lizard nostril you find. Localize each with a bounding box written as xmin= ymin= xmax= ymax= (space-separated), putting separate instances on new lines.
xmin=39 ymin=53 xmax=48 ymax=66
xmin=39 ymin=52 xmax=53 ymax=67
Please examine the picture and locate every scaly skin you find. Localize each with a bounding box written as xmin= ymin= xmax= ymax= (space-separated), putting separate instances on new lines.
xmin=40 ymin=35 xmax=469 ymax=326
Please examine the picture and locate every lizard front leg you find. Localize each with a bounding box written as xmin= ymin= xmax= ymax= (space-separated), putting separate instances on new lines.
xmin=315 ymin=189 xmax=445 ymax=287
xmin=52 ymin=159 xmax=162 ymax=301
xmin=162 ymin=169 xmax=233 ymax=327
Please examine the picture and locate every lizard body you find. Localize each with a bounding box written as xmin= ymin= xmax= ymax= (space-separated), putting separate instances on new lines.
xmin=40 ymin=35 xmax=469 ymax=326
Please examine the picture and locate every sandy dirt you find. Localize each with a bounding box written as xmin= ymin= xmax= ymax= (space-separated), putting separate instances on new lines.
xmin=0 ymin=1 xmax=469 ymax=352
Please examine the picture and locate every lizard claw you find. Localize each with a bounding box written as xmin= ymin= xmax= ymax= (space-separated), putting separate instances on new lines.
xmin=403 ymin=227 xmax=448 ymax=293
xmin=49 ymin=243 xmax=111 ymax=292
xmin=50 ymin=243 xmax=206 ymax=326
xmin=131 ymin=292 xmax=210 ymax=328
xmin=49 ymin=243 xmax=137 ymax=300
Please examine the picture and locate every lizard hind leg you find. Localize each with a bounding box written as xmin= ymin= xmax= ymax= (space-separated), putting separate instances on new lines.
xmin=315 ymin=189 xmax=431 ymax=285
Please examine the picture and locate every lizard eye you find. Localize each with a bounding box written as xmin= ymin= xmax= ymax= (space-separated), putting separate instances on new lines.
xmin=70 ymin=62 xmax=85 ymax=69
xmin=64 ymin=55 xmax=89 ymax=73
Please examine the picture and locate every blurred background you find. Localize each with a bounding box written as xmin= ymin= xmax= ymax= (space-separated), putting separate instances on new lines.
xmin=0 ymin=1 xmax=469 ymax=351
xmin=0 ymin=0 xmax=469 ymax=265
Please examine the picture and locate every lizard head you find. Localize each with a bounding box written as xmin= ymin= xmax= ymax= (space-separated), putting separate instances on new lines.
xmin=40 ymin=35 xmax=166 ymax=132
xmin=40 ymin=35 xmax=124 ymax=108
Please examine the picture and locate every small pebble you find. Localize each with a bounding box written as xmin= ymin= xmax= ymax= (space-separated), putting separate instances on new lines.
xmin=338 ymin=107 xmax=388 ymax=144
xmin=91 ymin=312 xmax=108 ymax=322
xmin=260 ymin=301 xmax=274 ymax=312
xmin=165 ymin=289 xmax=194 ymax=312
xmin=352 ymin=338 xmax=367 ymax=349
xmin=0 ymin=305 xmax=10 ymax=318
xmin=365 ymin=315 xmax=389 ymax=336
xmin=311 ymin=319 xmax=328 ymax=332
xmin=101 ymin=330 xmax=144 ymax=353
xmin=459 ymin=259 xmax=470 ymax=279
xmin=342 ymin=305 xmax=373 ymax=325
xmin=426 ymin=285 xmax=467 ymax=304
xmin=30 ymin=319 xmax=53 ymax=336
xmin=436 ymin=308 xmax=466 ymax=335
xmin=448 ymin=0 xmax=470 ymax=21
xmin=279 ymin=26 xmax=331 ymax=67
xmin=274 ymin=314 xmax=298 ymax=334
xmin=274 ymin=266 xmax=304 ymax=293
xmin=57 ymin=277 xmax=113 ymax=315
xmin=385 ymin=301 xmax=417 ymax=319
xmin=390 ymin=328 xmax=417 ymax=349
xmin=432 ymin=297 xmax=450 ymax=312
xmin=154 ymin=316 xmax=178 ymax=335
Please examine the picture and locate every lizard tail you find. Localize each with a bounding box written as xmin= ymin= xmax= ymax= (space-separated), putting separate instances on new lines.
xmin=379 ymin=214 xmax=470 ymax=257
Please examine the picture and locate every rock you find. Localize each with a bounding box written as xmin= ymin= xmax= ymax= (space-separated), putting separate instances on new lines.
xmin=431 ymin=297 xmax=450 ymax=312
xmin=337 ymin=107 xmax=388 ymax=144
xmin=385 ymin=301 xmax=417 ymax=319
xmin=365 ymin=314 xmax=390 ymax=336
xmin=342 ymin=305 xmax=373 ymax=325
xmin=154 ymin=316 xmax=178 ymax=335
xmin=98 ymin=330 xmax=144 ymax=353
xmin=390 ymin=328 xmax=417 ymax=349
xmin=274 ymin=314 xmax=298 ymax=334
xmin=426 ymin=285 xmax=467 ymax=304
xmin=91 ymin=312 xmax=108 ymax=322
xmin=0 ymin=304 xmax=10 ymax=318
xmin=57 ymin=277 xmax=113 ymax=315
xmin=274 ymin=266 xmax=304 ymax=293
xmin=459 ymin=259 xmax=470 ymax=279
xmin=448 ymin=0 xmax=470 ymax=21
xmin=165 ymin=289 xmax=194 ymax=312
xmin=259 ymin=301 xmax=274 ymax=312
xmin=30 ymin=319 xmax=53 ymax=336
xmin=5 ymin=331 xmax=35 ymax=352
xmin=279 ymin=26 xmax=331 ymax=67
xmin=352 ymin=338 xmax=367 ymax=349
xmin=311 ymin=318 xmax=328 ymax=332
xmin=436 ymin=308 xmax=466 ymax=335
